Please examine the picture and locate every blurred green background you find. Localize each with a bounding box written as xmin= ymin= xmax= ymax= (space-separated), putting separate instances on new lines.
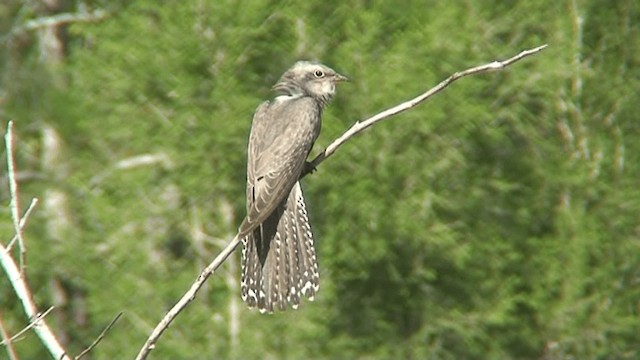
xmin=1 ymin=0 xmax=639 ymax=359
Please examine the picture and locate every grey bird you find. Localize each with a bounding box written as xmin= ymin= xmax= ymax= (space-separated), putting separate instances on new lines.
xmin=237 ymin=61 xmax=347 ymax=313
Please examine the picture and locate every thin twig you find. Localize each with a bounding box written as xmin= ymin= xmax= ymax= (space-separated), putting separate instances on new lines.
xmin=5 ymin=121 xmax=26 ymax=272
xmin=3 ymin=307 xmax=55 ymax=345
xmin=5 ymin=198 xmax=39 ymax=253
xmin=135 ymin=44 xmax=548 ymax=360
xmin=75 ymin=312 xmax=123 ymax=360
xmin=0 ymin=314 xmax=18 ymax=360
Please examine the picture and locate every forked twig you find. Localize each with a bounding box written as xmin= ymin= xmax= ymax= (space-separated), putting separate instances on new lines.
xmin=5 ymin=198 xmax=39 ymax=253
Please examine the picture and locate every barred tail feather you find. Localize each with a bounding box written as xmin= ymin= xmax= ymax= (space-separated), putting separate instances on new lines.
xmin=239 ymin=182 xmax=319 ymax=313
xmin=285 ymin=197 xmax=301 ymax=308
xmin=240 ymin=234 xmax=262 ymax=308
xmin=290 ymin=182 xmax=319 ymax=301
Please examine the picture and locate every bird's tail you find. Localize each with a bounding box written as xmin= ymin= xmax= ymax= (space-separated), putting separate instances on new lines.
xmin=240 ymin=182 xmax=319 ymax=313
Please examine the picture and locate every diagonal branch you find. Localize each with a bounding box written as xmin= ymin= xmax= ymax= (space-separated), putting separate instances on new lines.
xmin=135 ymin=234 xmax=241 ymax=360
xmin=135 ymin=44 xmax=548 ymax=360
xmin=303 ymin=44 xmax=549 ymax=175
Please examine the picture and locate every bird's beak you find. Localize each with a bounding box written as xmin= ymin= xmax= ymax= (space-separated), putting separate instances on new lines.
xmin=334 ymin=73 xmax=349 ymax=82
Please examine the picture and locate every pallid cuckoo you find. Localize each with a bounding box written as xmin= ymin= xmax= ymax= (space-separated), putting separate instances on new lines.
xmin=237 ymin=61 xmax=347 ymax=313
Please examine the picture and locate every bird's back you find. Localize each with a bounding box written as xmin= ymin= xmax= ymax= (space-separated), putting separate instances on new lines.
xmin=240 ymin=95 xmax=322 ymax=237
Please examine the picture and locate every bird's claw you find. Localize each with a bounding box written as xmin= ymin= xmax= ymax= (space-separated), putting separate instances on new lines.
xmin=303 ymin=161 xmax=317 ymax=176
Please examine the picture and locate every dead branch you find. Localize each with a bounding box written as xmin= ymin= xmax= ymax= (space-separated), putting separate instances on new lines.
xmin=135 ymin=44 xmax=548 ymax=360
xmin=14 ymin=9 xmax=108 ymax=33
xmin=1 ymin=121 xmax=71 ymax=360
xmin=305 ymin=44 xmax=549 ymax=173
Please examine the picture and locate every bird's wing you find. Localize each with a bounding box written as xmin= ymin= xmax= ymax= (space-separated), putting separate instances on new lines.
xmin=246 ymin=101 xmax=271 ymax=186
xmin=240 ymin=98 xmax=319 ymax=236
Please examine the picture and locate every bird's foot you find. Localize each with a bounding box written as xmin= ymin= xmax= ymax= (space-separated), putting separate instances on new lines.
xmin=302 ymin=161 xmax=317 ymax=176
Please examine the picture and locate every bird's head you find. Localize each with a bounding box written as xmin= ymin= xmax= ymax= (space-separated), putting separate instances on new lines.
xmin=273 ymin=61 xmax=348 ymax=105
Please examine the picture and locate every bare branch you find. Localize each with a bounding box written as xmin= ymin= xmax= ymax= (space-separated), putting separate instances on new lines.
xmin=135 ymin=235 xmax=241 ymax=360
xmin=0 ymin=229 xmax=69 ymax=360
xmin=75 ymin=312 xmax=123 ymax=360
xmin=89 ymin=153 xmax=175 ymax=187
xmin=136 ymin=44 xmax=548 ymax=359
xmin=0 ymin=314 xmax=18 ymax=360
xmin=5 ymin=122 xmax=26 ymax=271
xmin=304 ymin=44 xmax=549 ymax=174
xmin=14 ymin=9 xmax=108 ymax=33
xmin=2 ymin=122 xmax=71 ymax=360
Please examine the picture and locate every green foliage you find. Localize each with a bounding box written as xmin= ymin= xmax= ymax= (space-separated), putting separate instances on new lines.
xmin=1 ymin=0 xmax=640 ymax=359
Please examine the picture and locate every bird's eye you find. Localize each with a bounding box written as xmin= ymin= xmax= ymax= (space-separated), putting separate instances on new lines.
xmin=314 ymin=70 xmax=325 ymax=78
